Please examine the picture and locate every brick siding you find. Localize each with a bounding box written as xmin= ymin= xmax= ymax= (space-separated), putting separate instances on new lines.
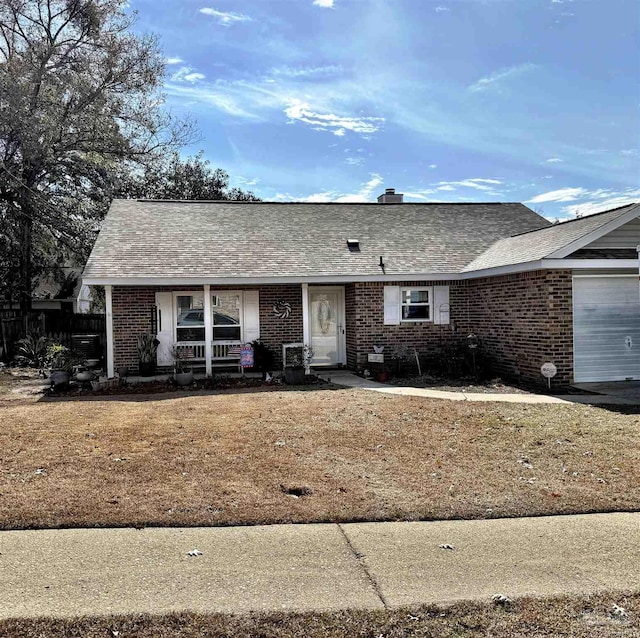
xmin=345 ymin=281 xmax=461 ymax=370
xmin=112 ymin=271 xmax=573 ymax=386
xmin=343 ymin=271 xmax=573 ymax=387
xmin=461 ymin=270 xmax=573 ymax=386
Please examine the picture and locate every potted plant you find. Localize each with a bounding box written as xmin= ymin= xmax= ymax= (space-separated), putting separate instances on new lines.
xmin=172 ymin=346 xmax=194 ymax=386
xmin=137 ymin=334 xmax=159 ymax=376
xmin=252 ymin=340 xmax=275 ymax=380
xmin=284 ymin=344 xmax=314 ymax=385
xmin=45 ymin=343 xmax=74 ymax=388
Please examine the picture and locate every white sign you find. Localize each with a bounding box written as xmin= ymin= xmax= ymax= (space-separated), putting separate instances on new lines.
xmin=541 ymin=362 xmax=557 ymax=379
xmin=368 ymin=353 xmax=384 ymax=364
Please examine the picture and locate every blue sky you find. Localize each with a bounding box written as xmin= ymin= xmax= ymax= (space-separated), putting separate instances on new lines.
xmin=131 ymin=0 xmax=639 ymax=220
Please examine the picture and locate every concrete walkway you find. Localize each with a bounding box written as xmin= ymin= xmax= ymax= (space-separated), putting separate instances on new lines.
xmin=319 ymin=371 xmax=637 ymax=405
xmin=1 ymin=513 xmax=639 ymax=619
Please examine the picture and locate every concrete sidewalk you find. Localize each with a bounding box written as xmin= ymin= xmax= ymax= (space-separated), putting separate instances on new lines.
xmin=319 ymin=371 xmax=637 ymax=405
xmin=1 ymin=513 xmax=639 ymax=619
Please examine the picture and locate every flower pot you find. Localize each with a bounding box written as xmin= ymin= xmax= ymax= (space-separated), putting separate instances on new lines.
xmin=375 ymin=371 xmax=390 ymax=383
xmin=284 ymin=367 xmax=306 ymax=385
xmin=174 ymin=371 xmax=194 ymax=387
xmin=50 ymin=370 xmax=70 ymax=388
xmin=117 ymin=366 xmax=129 ymax=379
xmin=138 ymin=361 xmax=156 ymax=377
xmin=76 ymin=370 xmax=94 ymax=382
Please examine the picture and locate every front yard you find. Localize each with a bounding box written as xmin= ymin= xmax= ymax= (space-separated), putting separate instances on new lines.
xmin=1 ymin=385 xmax=639 ymax=530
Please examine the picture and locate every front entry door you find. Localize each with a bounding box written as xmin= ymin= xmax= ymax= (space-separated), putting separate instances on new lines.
xmin=309 ymin=287 xmax=345 ymax=366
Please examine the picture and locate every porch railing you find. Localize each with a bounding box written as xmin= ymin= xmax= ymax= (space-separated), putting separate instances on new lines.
xmin=175 ymin=340 xmax=243 ymax=364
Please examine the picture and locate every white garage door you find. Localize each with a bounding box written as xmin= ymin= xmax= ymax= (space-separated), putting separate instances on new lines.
xmin=573 ymin=276 xmax=640 ymax=382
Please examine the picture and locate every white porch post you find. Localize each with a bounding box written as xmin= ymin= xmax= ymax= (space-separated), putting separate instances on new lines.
xmin=302 ymin=283 xmax=310 ymax=345
xmin=105 ymin=284 xmax=114 ymax=378
xmin=301 ymin=283 xmax=310 ymax=374
xmin=204 ymin=284 xmax=212 ymax=376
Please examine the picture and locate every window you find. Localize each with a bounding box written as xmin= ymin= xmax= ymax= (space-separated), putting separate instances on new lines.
xmin=401 ymin=287 xmax=431 ymax=322
xmin=211 ymin=292 xmax=242 ymax=341
xmin=176 ymin=294 xmax=205 ymax=342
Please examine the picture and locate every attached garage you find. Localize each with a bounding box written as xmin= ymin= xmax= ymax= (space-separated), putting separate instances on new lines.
xmin=573 ymin=275 xmax=640 ymax=382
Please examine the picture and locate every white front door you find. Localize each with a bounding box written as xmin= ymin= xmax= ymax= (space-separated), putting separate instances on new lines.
xmin=309 ymin=287 xmax=346 ymax=366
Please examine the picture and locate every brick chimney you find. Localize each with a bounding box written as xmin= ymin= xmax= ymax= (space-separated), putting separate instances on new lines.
xmin=377 ymin=187 xmax=404 ymax=203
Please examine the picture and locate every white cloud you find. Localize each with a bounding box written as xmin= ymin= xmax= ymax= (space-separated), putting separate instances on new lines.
xmin=559 ymin=188 xmax=640 ymax=218
xmin=284 ymin=98 xmax=384 ymax=136
xmin=275 ymin=174 xmax=384 ymax=203
xmin=270 ymin=64 xmax=343 ymax=79
xmin=166 ymin=57 xmax=184 ymax=65
xmin=199 ymin=8 xmax=251 ymax=26
xmin=469 ymin=63 xmax=537 ymax=93
xmin=434 ymin=6 xmax=449 ymax=12
xmin=335 ymin=173 xmax=384 ymax=202
xmin=171 ymin=67 xmax=206 ymax=84
xmin=313 ymin=0 xmax=334 ymax=7
xmin=435 ymin=178 xmax=503 ymax=192
xmin=545 ymin=158 xmax=563 ymax=163
xmin=404 ymin=190 xmax=437 ymax=200
xmin=345 ymin=157 xmax=364 ymax=165
xmin=429 ymin=164 xmax=437 ymax=169
xmin=527 ymin=187 xmax=587 ymax=203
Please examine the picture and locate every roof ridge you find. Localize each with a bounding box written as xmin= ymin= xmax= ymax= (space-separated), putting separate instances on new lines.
xmin=128 ymin=199 xmax=523 ymax=206
xmin=507 ymin=202 xmax=638 ymax=239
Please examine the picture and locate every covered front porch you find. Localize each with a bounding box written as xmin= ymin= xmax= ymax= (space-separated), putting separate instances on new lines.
xmin=103 ymin=283 xmax=348 ymax=378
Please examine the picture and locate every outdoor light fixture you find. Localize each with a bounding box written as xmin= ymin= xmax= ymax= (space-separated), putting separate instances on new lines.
xmin=379 ymin=255 xmax=385 ymax=274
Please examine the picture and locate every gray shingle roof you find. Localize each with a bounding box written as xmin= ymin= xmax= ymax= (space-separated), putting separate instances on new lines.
xmin=463 ymin=203 xmax=639 ymax=272
xmin=83 ymin=200 xmax=550 ymax=280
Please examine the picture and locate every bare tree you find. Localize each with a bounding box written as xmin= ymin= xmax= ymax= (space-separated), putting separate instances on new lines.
xmin=0 ymin=0 xmax=195 ymax=313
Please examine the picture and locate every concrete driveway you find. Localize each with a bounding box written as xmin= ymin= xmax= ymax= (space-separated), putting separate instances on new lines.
xmin=573 ymin=381 xmax=640 ymax=402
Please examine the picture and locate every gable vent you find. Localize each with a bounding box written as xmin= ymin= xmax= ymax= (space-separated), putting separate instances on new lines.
xmin=347 ymin=239 xmax=360 ymax=252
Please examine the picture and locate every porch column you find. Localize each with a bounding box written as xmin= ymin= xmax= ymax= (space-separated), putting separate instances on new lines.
xmin=301 ymin=283 xmax=310 ymax=345
xmin=105 ymin=284 xmax=114 ymax=378
xmin=203 ymin=284 xmax=212 ymax=376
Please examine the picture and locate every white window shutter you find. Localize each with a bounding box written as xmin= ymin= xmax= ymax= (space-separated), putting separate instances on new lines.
xmin=383 ymin=286 xmax=400 ymax=325
xmin=433 ymin=286 xmax=450 ymax=325
xmin=155 ymin=292 xmax=174 ymax=365
xmin=243 ymin=290 xmax=260 ymax=343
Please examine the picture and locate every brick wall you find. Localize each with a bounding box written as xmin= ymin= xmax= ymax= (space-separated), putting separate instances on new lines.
xmin=111 ymin=285 xmax=302 ymax=373
xmin=346 ymin=281 xmax=461 ymax=371
xmin=459 ymin=270 xmax=573 ymax=386
xmin=112 ymin=287 xmax=156 ymax=372
xmin=112 ymin=272 xmax=574 ymax=386
xmin=344 ymin=271 xmax=573 ymax=387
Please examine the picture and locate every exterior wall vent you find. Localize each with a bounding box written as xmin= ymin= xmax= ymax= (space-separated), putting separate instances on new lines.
xmin=377 ymin=188 xmax=404 ymax=203
xmin=347 ymin=239 xmax=360 ymax=252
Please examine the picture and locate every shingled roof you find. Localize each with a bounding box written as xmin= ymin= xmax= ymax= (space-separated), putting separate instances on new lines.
xmin=463 ymin=203 xmax=640 ymax=272
xmin=82 ymin=199 xmax=550 ymax=281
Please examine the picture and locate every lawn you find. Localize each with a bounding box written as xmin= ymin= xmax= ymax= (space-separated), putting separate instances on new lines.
xmin=1 ymin=387 xmax=639 ymax=530
xmin=1 ymin=591 xmax=638 ymax=637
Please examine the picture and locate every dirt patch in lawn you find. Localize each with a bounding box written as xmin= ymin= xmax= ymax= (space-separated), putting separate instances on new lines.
xmin=1 ymin=389 xmax=639 ymax=529
xmin=1 ymin=591 xmax=638 ymax=637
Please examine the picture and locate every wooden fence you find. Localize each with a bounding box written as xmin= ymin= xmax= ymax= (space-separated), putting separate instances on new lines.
xmin=0 ymin=310 xmax=105 ymax=360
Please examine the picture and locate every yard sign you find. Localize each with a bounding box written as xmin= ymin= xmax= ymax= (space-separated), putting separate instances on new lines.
xmin=240 ymin=344 xmax=254 ymax=368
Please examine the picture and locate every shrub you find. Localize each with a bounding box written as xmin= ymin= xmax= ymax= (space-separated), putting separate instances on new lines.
xmin=15 ymin=334 xmax=49 ymax=368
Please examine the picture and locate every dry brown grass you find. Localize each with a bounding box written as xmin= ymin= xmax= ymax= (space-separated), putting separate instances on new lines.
xmin=1 ymin=388 xmax=639 ymax=529
xmin=1 ymin=591 xmax=638 ymax=637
